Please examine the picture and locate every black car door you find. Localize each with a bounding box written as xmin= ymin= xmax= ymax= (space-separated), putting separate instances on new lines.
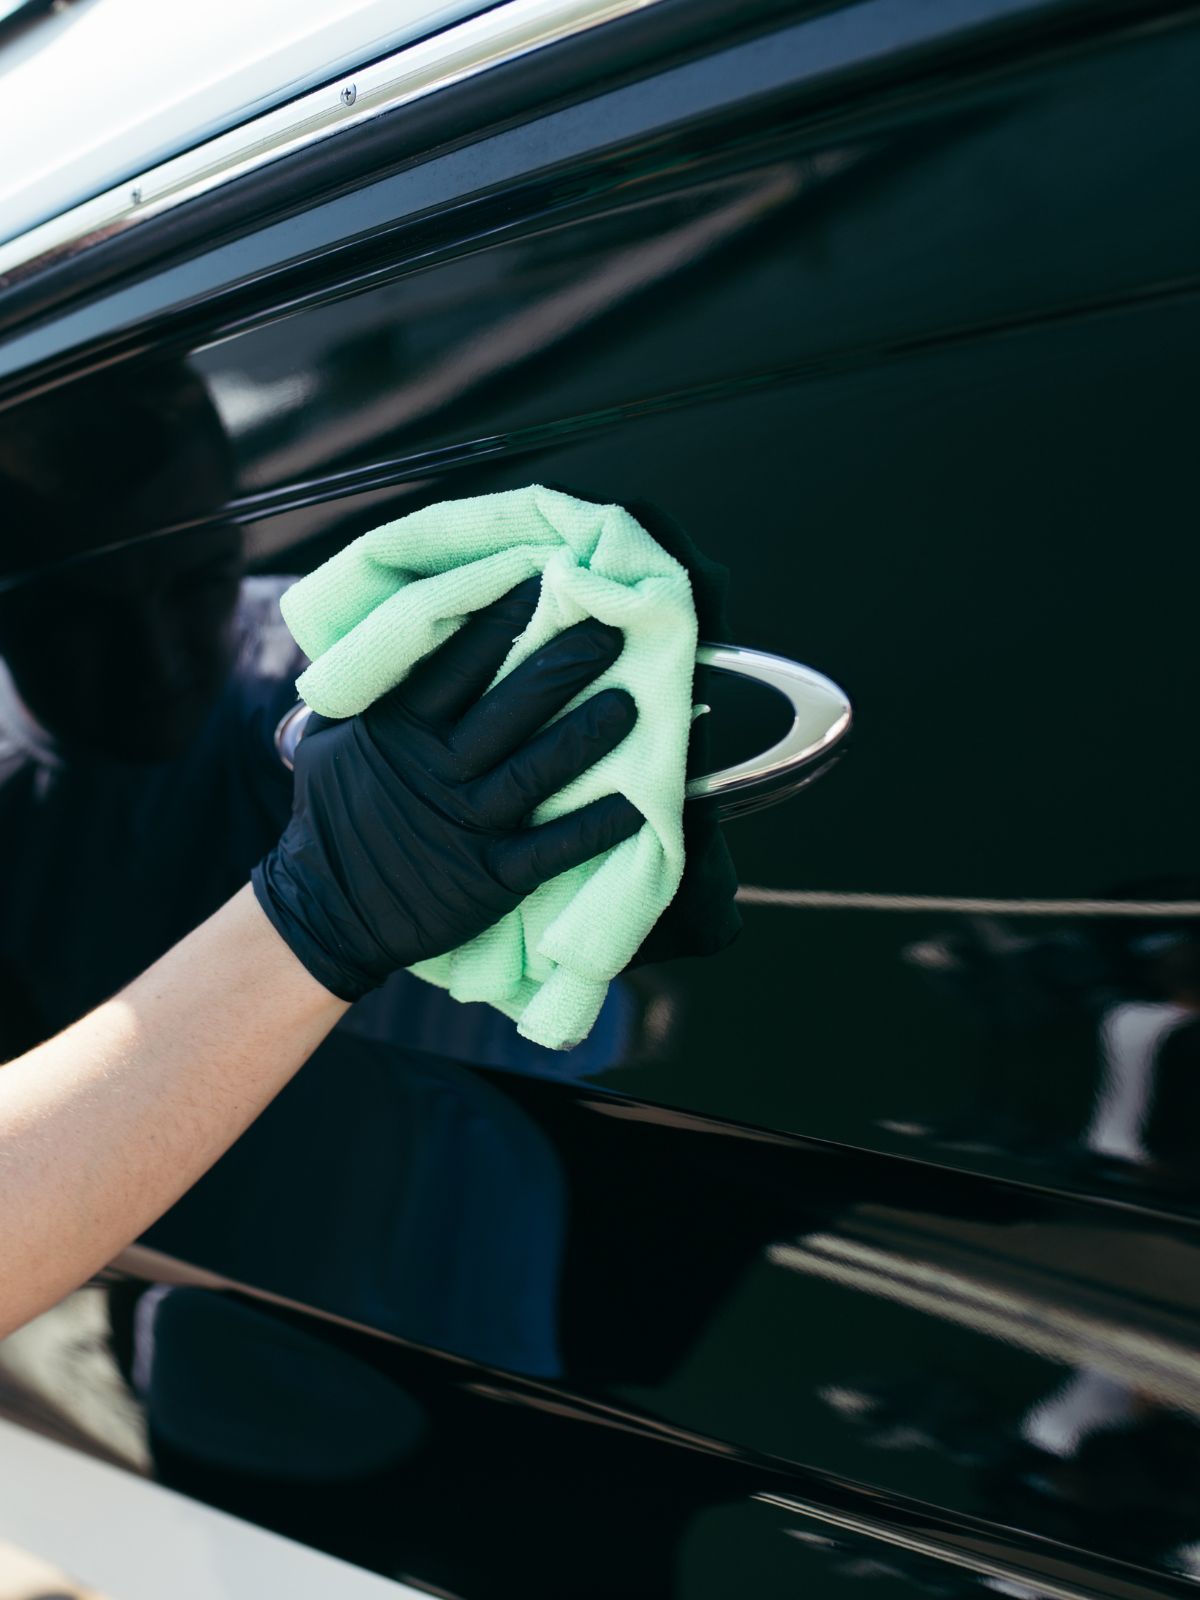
xmin=2 ymin=1 xmax=1199 ymax=1596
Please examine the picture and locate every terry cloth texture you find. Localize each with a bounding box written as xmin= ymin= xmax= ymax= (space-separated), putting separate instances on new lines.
xmin=281 ymin=485 xmax=698 ymax=1050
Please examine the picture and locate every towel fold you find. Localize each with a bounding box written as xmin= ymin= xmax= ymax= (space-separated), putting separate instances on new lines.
xmin=281 ymin=485 xmax=697 ymax=1049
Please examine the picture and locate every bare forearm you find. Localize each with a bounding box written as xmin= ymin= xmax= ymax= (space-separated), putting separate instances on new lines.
xmin=0 ymin=886 xmax=347 ymax=1337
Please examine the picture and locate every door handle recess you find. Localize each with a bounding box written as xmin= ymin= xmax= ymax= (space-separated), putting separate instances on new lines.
xmin=275 ymin=644 xmax=851 ymax=820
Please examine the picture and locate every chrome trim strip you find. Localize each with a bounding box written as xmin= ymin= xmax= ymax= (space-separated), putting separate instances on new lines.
xmin=276 ymin=641 xmax=853 ymax=812
xmin=0 ymin=0 xmax=664 ymax=290
xmin=738 ymin=888 xmax=1200 ymax=915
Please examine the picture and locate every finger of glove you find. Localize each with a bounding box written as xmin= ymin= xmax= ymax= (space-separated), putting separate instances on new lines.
xmin=491 ymin=791 xmax=643 ymax=897
xmin=395 ymin=578 xmax=542 ymax=726
xmin=469 ymin=687 xmax=637 ymax=826
xmin=449 ymin=619 xmax=626 ymax=777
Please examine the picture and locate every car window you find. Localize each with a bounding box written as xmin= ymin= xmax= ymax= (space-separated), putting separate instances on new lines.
xmin=0 ymin=0 xmax=488 ymax=247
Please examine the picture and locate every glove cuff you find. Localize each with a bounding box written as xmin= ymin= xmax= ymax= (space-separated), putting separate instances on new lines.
xmin=251 ymin=852 xmax=373 ymax=1004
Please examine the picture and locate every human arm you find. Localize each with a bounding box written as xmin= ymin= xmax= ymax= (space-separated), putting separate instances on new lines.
xmin=0 ymin=886 xmax=344 ymax=1339
xmin=0 ymin=582 xmax=639 ymax=1336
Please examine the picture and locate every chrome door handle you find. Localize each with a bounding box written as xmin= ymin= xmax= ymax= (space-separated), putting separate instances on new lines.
xmin=275 ymin=644 xmax=851 ymax=820
xmin=687 ymin=644 xmax=851 ymax=818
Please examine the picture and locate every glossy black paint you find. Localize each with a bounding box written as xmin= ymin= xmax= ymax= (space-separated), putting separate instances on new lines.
xmin=3 ymin=0 xmax=1200 ymax=1594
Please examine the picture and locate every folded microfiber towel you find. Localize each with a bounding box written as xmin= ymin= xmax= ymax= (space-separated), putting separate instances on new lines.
xmin=281 ymin=485 xmax=698 ymax=1050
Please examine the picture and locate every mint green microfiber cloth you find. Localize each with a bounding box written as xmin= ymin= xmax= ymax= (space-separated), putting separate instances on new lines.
xmin=280 ymin=485 xmax=697 ymax=1050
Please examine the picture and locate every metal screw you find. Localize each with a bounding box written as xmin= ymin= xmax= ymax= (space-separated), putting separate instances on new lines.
xmin=130 ymin=186 xmax=143 ymax=205
xmin=340 ymin=83 xmax=357 ymax=106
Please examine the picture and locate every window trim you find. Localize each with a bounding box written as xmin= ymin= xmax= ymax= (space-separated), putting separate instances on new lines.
xmin=0 ymin=0 xmax=665 ymax=291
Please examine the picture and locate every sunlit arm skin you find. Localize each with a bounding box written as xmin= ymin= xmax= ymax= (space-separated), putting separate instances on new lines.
xmin=0 ymin=886 xmax=348 ymax=1339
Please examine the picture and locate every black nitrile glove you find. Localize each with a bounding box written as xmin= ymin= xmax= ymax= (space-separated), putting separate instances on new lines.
xmin=252 ymin=580 xmax=641 ymax=1001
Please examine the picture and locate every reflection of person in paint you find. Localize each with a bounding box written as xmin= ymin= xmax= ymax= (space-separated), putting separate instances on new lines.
xmin=0 ymin=364 xmax=243 ymax=764
xmin=1083 ymin=935 xmax=1200 ymax=1169
xmin=0 ymin=366 xmax=290 ymax=1067
xmin=0 ymin=520 xmax=246 ymax=765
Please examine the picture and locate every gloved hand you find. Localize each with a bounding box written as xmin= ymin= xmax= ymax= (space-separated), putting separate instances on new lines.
xmin=252 ymin=580 xmax=641 ymax=1001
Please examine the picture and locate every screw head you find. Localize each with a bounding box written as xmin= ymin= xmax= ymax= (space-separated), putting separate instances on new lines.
xmin=340 ymin=83 xmax=357 ymax=106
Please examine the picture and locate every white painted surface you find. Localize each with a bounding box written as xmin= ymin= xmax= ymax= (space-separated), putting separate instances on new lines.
xmin=0 ymin=1417 xmax=422 ymax=1598
xmin=0 ymin=0 xmax=485 ymax=244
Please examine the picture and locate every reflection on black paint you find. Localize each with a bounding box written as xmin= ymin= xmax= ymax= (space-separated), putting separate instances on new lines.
xmin=889 ymin=878 xmax=1200 ymax=1203
xmin=0 ymin=364 xmax=241 ymax=761
xmin=814 ymin=1361 xmax=1200 ymax=1587
xmin=6 ymin=3 xmax=1200 ymax=1596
